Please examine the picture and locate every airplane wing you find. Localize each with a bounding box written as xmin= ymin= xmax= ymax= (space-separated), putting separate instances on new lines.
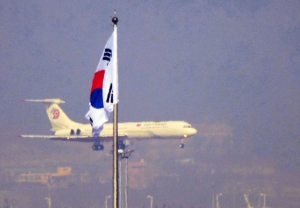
xmin=19 ymin=134 xmax=128 ymax=142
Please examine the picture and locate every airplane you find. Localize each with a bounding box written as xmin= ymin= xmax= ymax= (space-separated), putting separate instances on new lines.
xmin=19 ymin=99 xmax=197 ymax=151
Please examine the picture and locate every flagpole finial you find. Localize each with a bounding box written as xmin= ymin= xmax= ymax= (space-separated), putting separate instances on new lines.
xmin=112 ymin=10 xmax=118 ymax=25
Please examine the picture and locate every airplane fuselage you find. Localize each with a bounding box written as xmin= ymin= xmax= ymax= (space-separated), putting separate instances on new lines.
xmin=54 ymin=121 xmax=197 ymax=140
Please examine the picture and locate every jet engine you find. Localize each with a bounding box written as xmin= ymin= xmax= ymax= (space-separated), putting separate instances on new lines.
xmin=76 ymin=129 xmax=81 ymax=135
xmin=54 ymin=129 xmax=82 ymax=136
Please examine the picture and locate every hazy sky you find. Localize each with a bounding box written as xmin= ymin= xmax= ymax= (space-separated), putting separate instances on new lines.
xmin=1 ymin=0 xmax=300 ymax=167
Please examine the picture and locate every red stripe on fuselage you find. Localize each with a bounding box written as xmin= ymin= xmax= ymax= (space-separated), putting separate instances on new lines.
xmin=91 ymin=70 xmax=105 ymax=93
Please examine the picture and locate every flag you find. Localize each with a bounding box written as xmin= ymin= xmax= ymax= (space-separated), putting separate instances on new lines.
xmin=85 ymin=30 xmax=118 ymax=136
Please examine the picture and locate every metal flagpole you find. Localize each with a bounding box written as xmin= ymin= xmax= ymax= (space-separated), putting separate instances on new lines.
xmin=112 ymin=12 xmax=119 ymax=208
xmin=119 ymin=159 xmax=122 ymax=208
xmin=125 ymin=158 xmax=128 ymax=208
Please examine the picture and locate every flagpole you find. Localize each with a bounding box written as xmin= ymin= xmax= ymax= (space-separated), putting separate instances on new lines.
xmin=112 ymin=13 xmax=119 ymax=208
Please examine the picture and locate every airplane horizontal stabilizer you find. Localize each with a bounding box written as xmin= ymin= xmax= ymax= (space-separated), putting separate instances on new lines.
xmin=22 ymin=98 xmax=65 ymax=104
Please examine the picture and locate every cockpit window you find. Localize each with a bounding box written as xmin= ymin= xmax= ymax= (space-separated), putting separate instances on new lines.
xmin=183 ymin=125 xmax=192 ymax=128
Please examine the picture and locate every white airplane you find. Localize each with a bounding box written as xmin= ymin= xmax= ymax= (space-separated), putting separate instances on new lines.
xmin=20 ymin=99 xmax=197 ymax=151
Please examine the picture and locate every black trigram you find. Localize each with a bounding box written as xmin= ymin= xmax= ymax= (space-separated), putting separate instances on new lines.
xmin=106 ymin=83 xmax=113 ymax=103
xmin=103 ymin=48 xmax=112 ymax=65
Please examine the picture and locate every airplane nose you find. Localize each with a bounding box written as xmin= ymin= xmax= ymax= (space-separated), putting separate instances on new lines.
xmin=192 ymin=128 xmax=197 ymax=135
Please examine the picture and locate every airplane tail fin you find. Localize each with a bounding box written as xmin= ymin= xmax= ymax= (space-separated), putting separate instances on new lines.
xmin=23 ymin=99 xmax=81 ymax=132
